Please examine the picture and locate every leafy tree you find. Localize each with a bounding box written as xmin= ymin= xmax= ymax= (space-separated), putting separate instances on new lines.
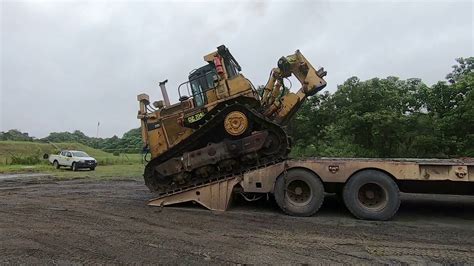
xmin=40 ymin=128 xmax=143 ymax=153
xmin=0 ymin=129 xmax=34 ymax=141
xmin=446 ymin=57 xmax=474 ymax=84
xmin=290 ymin=57 xmax=473 ymax=158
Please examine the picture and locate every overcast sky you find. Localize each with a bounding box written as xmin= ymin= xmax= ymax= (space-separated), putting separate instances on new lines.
xmin=1 ymin=0 xmax=472 ymax=138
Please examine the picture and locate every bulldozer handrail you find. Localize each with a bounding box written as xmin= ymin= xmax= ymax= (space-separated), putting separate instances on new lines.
xmin=177 ymin=71 xmax=216 ymax=102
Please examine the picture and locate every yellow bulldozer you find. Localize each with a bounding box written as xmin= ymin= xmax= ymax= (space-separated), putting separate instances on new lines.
xmin=137 ymin=45 xmax=327 ymax=193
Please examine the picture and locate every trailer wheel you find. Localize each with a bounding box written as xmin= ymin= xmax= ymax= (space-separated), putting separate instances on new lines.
xmin=343 ymin=170 xmax=400 ymax=221
xmin=274 ymin=169 xmax=324 ymax=217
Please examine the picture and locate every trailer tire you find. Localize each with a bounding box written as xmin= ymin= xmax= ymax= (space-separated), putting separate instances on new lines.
xmin=274 ymin=169 xmax=324 ymax=217
xmin=343 ymin=170 xmax=400 ymax=221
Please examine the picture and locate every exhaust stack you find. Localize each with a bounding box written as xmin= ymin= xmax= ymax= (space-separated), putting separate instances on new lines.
xmin=159 ymin=79 xmax=171 ymax=107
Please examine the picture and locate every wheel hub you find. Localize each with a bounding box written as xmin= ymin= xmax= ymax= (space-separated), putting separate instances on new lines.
xmin=358 ymin=183 xmax=388 ymax=211
xmin=294 ymin=187 xmax=303 ymax=195
xmin=286 ymin=179 xmax=312 ymax=206
xmin=365 ymin=190 xmax=375 ymax=199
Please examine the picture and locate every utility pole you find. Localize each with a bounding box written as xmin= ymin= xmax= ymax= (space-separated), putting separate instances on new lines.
xmin=96 ymin=121 xmax=100 ymax=138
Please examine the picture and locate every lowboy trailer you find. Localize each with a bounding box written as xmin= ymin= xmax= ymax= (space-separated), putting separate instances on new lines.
xmin=148 ymin=158 xmax=474 ymax=220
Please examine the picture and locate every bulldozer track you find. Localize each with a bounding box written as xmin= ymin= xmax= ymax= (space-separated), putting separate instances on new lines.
xmin=144 ymin=100 xmax=289 ymax=193
xmin=154 ymin=158 xmax=283 ymax=198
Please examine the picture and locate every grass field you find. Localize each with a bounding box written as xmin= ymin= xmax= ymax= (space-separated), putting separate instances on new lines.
xmin=0 ymin=164 xmax=144 ymax=180
xmin=0 ymin=141 xmax=145 ymax=179
xmin=0 ymin=141 xmax=142 ymax=166
xmin=49 ymin=164 xmax=144 ymax=180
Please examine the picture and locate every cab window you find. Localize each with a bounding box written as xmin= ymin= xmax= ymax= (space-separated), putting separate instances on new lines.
xmin=190 ymin=80 xmax=206 ymax=107
xmin=188 ymin=64 xmax=216 ymax=107
xmin=224 ymin=59 xmax=239 ymax=79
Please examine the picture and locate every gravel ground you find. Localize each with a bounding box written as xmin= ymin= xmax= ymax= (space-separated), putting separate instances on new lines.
xmin=0 ymin=175 xmax=473 ymax=264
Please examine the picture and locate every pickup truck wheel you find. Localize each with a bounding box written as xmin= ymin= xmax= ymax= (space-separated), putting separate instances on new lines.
xmin=53 ymin=160 xmax=60 ymax=169
xmin=274 ymin=169 xmax=324 ymax=217
xmin=90 ymin=167 xmax=95 ymax=171
xmin=343 ymin=170 xmax=400 ymax=221
xmin=72 ymin=162 xmax=78 ymax=171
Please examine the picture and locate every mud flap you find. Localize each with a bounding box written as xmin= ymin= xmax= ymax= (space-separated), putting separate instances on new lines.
xmin=148 ymin=176 xmax=241 ymax=211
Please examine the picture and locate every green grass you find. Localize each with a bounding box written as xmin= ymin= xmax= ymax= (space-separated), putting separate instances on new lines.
xmin=0 ymin=141 xmax=142 ymax=166
xmin=0 ymin=163 xmax=144 ymax=180
xmin=0 ymin=164 xmax=53 ymax=173
xmin=0 ymin=141 xmax=146 ymax=181
xmin=50 ymin=164 xmax=144 ymax=180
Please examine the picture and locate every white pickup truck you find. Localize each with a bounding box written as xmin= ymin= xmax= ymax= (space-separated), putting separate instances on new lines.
xmin=48 ymin=150 xmax=97 ymax=171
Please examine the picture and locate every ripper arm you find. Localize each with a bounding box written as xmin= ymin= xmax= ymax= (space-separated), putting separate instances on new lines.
xmin=261 ymin=50 xmax=327 ymax=125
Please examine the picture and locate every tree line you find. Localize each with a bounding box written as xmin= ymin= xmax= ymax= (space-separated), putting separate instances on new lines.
xmin=0 ymin=128 xmax=143 ymax=154
xmin=2 ymin=57 xmax=472 ymax=158
xmin=289 ymin=57 xmax=473 ymax=158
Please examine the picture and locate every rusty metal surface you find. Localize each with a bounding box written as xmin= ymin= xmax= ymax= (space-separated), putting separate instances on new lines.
xmin=149 ymin=157 xmax=474 ymax=211
xmin=182 ymin=130 xmax=268 ymax=171
xmin=155 ymin=131 xmax=268 ymax=177
xmin=239 ymin=158 xmax=474 ymax=194
xmin=148 ymin=176 xmax=241 ymax=211
xmin=241 ymin=162 xmax=286 ymax=193
xmin=298 ymin=157 xmax=474 ymax=165
xmin=289 ymin=159 xmax=473 ymax=182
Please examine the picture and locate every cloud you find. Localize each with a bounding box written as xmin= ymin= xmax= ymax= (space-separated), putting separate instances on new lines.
xmin=1 ymin=0 xmax=472 ymax=138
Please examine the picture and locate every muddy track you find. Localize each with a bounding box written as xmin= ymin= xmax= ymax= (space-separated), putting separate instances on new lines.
xmin=1 ymin=177 xmax=473 ymax=264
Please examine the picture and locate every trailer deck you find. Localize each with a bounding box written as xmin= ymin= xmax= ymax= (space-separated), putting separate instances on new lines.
xmin=148 ymin=157 xmax=474 ymax=220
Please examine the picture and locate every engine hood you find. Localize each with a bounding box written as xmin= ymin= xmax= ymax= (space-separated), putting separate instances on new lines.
xmin=78 ymin=157 xmax=96 ymax=161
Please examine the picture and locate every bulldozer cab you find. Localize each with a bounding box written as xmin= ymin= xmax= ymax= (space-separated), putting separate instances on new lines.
xmin=188 ymin=64 xmax=216 ymax=107
xmin=178 ymin=45 xmax=244 ymax=108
